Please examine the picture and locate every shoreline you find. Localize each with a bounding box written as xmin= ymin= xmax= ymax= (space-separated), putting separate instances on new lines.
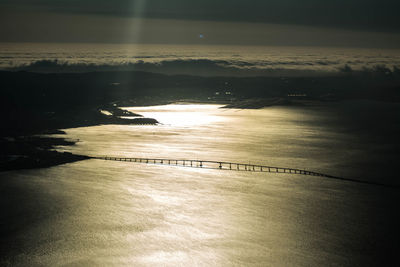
xmin=2 ymin=97 xmax=398 ymax=172
xmin=0 ymin=135 xmax=88 ymax=172
xmin=1 ymin=107 xmax=159 ymax=172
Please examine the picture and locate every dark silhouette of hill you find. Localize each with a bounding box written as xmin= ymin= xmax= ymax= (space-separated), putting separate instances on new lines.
xmin=2 ymin=68 xmax=400 ymax=114
xmin=1 ymin=68 xmax=400 ymax=136
xmin=0 ymin=68 xmax=399 ymax=170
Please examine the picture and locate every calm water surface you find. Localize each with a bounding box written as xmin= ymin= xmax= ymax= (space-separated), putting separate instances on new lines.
xmin=1 ymin=103 xmax=399 ymax=266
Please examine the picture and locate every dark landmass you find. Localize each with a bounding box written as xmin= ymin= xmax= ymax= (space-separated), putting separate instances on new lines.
xmin=222 ymin=97 xmax=290 ymax=109
xmin=1 ymin=68 xmax=400 ymax=171
xmin=0 ymin=70 xmax=164 ymax=171
xmin=0 ymin=136 xmax=88 ymax=171
xmin=2 ymin=68 xmax=400 ymax=112
xmin=221 ymin=97 xmax=342 ymax=109
xmin=0 ymin=109 xmax=158 ymax=171
xmin=0 ymin=114 xmax=158 ymax=172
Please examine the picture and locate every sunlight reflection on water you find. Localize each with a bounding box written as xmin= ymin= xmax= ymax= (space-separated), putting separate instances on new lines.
xmin=1 ymin=103 xmax=399 ymax=266
xmin=125 ymin=104 xmax=226 ymax=127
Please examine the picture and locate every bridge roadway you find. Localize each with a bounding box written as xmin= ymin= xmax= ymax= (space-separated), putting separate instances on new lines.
xmin=88 ymin=156 xmax=399 ymax=187
xmin=93 ymin=156 xmax=337 ymax=178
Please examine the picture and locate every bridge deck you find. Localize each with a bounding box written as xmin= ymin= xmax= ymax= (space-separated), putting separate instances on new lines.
xmin=88 ymin=156 xmax=398 ymax=188
xmin=93 ymin=156 xmax=335 ymax=178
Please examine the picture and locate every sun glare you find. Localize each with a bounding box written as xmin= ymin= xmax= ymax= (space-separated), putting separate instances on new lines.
xmin=125 ymin=104 xmax=225 ymax=127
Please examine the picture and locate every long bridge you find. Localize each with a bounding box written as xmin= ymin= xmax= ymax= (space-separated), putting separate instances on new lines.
xmin=93 ymin=156 xmax=337 ymax=178
xmin=88 ymin=156 xmax=398 ymax=187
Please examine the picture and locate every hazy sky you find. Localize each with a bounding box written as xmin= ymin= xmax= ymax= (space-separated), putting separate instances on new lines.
xmin=1 ymin=0 xmax=400 ymax=47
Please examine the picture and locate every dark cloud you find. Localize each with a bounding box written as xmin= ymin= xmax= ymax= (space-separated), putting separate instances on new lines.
xmin=1 ymin=0 xmax=400 ymax=32
xmin=1 ymin=0 xmax=400 ymax=47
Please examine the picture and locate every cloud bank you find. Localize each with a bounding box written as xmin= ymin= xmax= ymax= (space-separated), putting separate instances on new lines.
xmin=3 ymin=59 xmax=399 ymax=78
xmin=1 ymin=43 xmax=399 ymax=76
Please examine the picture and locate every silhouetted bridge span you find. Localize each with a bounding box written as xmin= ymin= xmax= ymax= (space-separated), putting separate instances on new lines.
xmin=89 ymin=156 xmax=399 ymax=187
xmin=93 ymin=156 xmax=338 ymax=178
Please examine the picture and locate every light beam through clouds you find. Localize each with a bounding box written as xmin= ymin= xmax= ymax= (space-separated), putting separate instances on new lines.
xmin=126 ymin=0 xmax=147 ymax=44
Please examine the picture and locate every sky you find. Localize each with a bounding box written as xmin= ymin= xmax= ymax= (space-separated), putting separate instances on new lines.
xmin=1 ymin=0 xmax=400 ymax=48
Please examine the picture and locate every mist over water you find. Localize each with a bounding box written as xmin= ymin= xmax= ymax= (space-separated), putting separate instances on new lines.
xmin=1 ymin=43 xmax=400 ymax=75
xmin=1 ymin=103 xmax=399 ymax=266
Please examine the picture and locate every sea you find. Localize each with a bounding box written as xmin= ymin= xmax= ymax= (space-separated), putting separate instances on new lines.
xmin=1 ymin=103 xmax=399 ymax=266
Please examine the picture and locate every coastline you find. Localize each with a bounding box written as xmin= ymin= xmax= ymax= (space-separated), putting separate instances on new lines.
xmin=1 ymin=107 xmax=159 ymax=172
